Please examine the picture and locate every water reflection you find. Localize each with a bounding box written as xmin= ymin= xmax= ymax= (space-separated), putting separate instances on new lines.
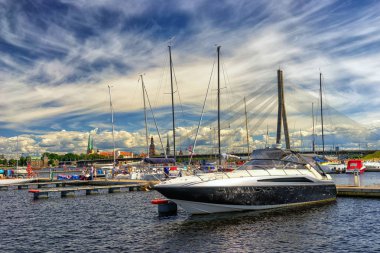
xmin=156 ymin=202 xmax=337 ymax=252
xmin=2 ymin=174 xmax=380 ymax=252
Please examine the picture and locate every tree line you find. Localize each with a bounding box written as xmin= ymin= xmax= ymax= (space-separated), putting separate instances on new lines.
xmin=0 ymin=152 xmax=117 ymax=167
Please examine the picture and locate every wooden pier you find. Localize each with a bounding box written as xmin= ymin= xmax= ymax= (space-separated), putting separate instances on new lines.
xmin=29 ymin=184 xmax=148 ymax=199
xmin=0 ymin=178 xmax=156 ymax=200
xmin=336 ymin=185 xmax=380 ymax=197
xmin=0 ymin=178 xmax=158 ymax=191
xmin=0 ymin=180 xmax=89 ymax=191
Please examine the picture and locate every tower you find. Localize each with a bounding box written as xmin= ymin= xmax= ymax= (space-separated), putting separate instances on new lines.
xmin=149 ymin=136 xmax=155 ymax=157
xmin=276 ymin=69 xmax=290 ymax=149
xmin=87 ymin=134 xmax=94 ymax=154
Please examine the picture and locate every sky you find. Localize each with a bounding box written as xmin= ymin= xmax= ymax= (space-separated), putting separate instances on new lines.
xmin=1 ymin=0 xmax=380 ymax=157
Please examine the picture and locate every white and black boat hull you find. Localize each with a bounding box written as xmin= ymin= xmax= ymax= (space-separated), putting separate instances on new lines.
xmin=155 ymin=184 xmax=336 ymax=215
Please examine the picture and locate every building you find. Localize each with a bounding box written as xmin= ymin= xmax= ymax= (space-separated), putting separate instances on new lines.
xmin=28 ymin=155 xmax=49 ymax=169
xmin=97 ymin=151 xmax=134 ymax=158
xmin=117 ymin=151 xmax=134 ymax=158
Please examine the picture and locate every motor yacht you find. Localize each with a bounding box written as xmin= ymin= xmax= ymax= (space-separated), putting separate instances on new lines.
xmin=154 ymin=148 xmax=336 ymax=215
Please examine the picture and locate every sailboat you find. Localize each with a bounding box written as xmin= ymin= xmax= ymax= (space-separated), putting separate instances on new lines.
xmin=13 ymin=136 xmax=28 ymax=176
xmin=124 ymin=74 xmax=173 ymax=181
xmin=146 ymin=45 xmax=187 ymax=178
xmin=120 ymin=70 xmax=180 ymax=181
xmin=0 ymin=137 xmax=34 ymax=185
xmin=314 ymin=73 xmax=346 ymax=174
xmin=188 ymin=46 xmax=227 ymax=169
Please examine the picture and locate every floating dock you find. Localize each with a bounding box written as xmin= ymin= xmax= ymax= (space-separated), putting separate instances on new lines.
xmin=336 ymin=185 xmax=380 ymax=197
xmin=29 ymin=184 xmax=147 ymax=199
xmin=0 ymin=178 xmax=157 ymax=200
xmin=0 ymin=180 xmax=89 ymax=191
xmin=0 ymin=178 xmax=158 ymax=191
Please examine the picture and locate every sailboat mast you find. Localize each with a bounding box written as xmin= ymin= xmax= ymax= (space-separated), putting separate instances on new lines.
xmin=217 ymin=46 xmax=221 ymax=166
xmin=140 ymin=75 xmax=149 ymax=157
xmin=312 ymin=102 xmax=315 ymax=152
xmin=16 ymin=135 xmax=19 ymax=170
xmin=107 ymin=85 xmax=116 ymax=172
xmin=168 ymin=46 xmax=176 ymax=160
xmin=319 ymin=72 xmax=325 ymax=154
xmin=244 ymin=97 xmax=250 ymax=154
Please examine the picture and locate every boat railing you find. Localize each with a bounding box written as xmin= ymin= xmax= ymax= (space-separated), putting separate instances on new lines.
xmin=194 ymin=167 xmax=309 ymax=182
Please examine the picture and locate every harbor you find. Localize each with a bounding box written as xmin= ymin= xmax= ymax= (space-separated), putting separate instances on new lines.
xmin=2 ymin=0 xmax=380 ymax=252
xmin=4 ymin=173 xmax=380 ymax=200
xmin=1 ymin=172 xmax=380 ymax=252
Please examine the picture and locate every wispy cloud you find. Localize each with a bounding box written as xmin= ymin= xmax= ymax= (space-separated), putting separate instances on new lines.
xmin=0 ymin=0 xmax=379 ymax=154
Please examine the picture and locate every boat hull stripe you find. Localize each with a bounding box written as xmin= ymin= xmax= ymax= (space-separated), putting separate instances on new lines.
xmin=155 ymin=184 xmax=337 ymax=206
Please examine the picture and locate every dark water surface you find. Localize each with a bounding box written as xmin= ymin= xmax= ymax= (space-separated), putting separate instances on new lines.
xmin=1 ymin=173 xmax=380 ymax=252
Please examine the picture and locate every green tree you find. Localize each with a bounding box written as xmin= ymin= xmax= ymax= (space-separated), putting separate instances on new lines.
xmin=9 ymin=159 xmax=16 ymax=166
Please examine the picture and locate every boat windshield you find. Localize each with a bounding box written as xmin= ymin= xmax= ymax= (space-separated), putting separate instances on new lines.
xmin=237 ymin=159 xmax=306 ymax=170
xmin=237 ymin=148 xmax=308 ymax=170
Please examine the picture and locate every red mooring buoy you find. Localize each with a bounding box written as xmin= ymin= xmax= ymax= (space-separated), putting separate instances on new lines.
xmin=151 ymin=199 xmax=169 ymax=205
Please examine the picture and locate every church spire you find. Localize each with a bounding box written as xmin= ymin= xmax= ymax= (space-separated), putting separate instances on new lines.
xmin=87 ymin=133 xmax=94 ymax=154
xmin=149 ymin=136 xmax=155 ymax=157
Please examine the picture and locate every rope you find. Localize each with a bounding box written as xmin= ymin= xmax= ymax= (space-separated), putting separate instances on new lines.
xmin=189 ymin=57 xmax=216 ymax=164
xmin=143 ymin=85 xmax=166 ymax=157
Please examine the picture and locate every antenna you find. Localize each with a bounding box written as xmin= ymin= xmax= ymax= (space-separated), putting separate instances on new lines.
xmin=168 ymin=36 xmax=176 ymax=46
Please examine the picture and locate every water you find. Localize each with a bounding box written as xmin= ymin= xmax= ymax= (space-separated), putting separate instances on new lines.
xmin=1 ymin=174 xmax=380 ymax=252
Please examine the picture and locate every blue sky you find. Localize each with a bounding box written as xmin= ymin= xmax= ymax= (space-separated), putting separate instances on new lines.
xmin=1 ymin=0 xmax=380 ymax=156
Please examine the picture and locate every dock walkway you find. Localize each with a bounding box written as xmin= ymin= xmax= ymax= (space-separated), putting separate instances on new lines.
xmin=0 ymin=180 xmax=89 ymax=190
xmin=336 ymin=185 xmax=380 ymax=197
xmin=29 ymin=184 xmax=147 ymax=199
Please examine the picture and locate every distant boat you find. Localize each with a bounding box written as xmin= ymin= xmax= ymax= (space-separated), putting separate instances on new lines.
xmin=320 ymin=162 xmax=346 ymax=174
xmin=0 ymin=178 xmax=34 ymax=185
xmin=13 ymin=166 xmax=28 ymax=175
xmin=363 ymin=161 xmax=380 ymax=171
xmin=346 ymin=160 xmax=366 ymax=174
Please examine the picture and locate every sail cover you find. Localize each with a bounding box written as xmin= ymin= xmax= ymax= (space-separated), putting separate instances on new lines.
xmin=143 ymin=158 xmax=176 ymax=164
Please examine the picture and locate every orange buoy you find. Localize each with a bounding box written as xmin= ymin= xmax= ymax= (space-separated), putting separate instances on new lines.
xmin=151 ymin=199 xmax=169 ymax=205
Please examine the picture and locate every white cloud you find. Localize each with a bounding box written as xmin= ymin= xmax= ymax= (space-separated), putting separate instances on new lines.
xmin=0 ymin=0 xmax=379 ymax=153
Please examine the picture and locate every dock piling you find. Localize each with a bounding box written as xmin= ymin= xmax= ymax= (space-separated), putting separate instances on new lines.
xmin=86 ymin=188 xmax=99 ymax=195
xmin=354 ymin=171 xmax=360 ymax=187
xmin=0 ymin=185 xmax=9 ymax=191
xmin=17 ymin=185 xmax=29 ymax=190
xmin=108 ymin=187 xmax=121 ymax=193
xmin=61 ymin=190 xmax=75 ymax=198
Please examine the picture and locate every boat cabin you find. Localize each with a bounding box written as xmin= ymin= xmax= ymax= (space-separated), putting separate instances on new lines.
xmin=239 ymin=148 xmax=326 ymax=176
